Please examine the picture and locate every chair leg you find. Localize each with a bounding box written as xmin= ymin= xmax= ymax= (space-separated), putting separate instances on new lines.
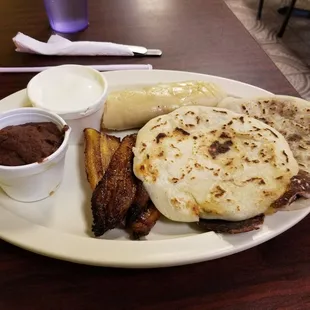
xmin=257 ymin=0 xmax=264 ymax=20
xmin=277 ymin=0 xmax=297 ymax=37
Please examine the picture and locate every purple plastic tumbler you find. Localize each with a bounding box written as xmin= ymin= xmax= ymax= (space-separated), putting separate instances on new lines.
xmin=44 ymin=0 xmax=89 ymax=33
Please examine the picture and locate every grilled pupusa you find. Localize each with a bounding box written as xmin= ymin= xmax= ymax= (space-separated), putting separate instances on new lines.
xmin=133 ymin=106 xmax=299 ymax=223
xmin=218 ymin=95 xmax=310 ymax=173
xmin=218 ymin=95 xmax=310 ymax=210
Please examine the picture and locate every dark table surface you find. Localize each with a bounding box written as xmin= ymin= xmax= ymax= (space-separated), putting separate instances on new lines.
xmin=0 ymin=0 xmax=308 ymax=309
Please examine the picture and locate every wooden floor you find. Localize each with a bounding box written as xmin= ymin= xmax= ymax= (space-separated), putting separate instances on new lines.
xmin=225 ymin=0 xmax=310 ymax=99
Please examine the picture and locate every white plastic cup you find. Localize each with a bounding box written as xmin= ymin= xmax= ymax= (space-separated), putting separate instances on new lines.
xmin=27 ymin=65 xmax=108 ymax=145
xmin=0 ymin=108 xmax=71 ymax=202
xmin=55 ymin=101 xmax=105 ymax=145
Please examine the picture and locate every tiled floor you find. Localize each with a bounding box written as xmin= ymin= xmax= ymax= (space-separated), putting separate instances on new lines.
xmin=225 ymin=0 xmax=310 ymax=100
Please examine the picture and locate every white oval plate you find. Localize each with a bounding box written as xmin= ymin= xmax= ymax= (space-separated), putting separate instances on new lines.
xmin=0 ymin=70 xmax=309 ymax=268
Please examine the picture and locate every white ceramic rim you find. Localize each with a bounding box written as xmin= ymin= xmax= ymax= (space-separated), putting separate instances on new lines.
xmin=0 ymin=107 xmax=71 ymax=172
xmin=27 ymin=64 xmax=108 ymax=116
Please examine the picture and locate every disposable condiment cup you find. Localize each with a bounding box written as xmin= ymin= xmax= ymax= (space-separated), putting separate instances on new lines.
xmin=27 ymin=64 xmax=108 ymax=145
xmin=0 ymin=108 xmax=71 ymax=202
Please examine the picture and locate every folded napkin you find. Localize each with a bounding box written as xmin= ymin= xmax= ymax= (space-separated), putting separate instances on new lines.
xmin=12 ymin=32 xmax=134 ymax=56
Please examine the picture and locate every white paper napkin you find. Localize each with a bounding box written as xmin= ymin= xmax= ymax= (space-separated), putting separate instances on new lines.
xmin=12 ymin=32 xmax=135 ymax=56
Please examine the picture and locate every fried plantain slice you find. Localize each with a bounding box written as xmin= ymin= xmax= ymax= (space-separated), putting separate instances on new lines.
xmin=84 ymin=128 xmax=120 ymax=191
xmin=124 ymin=177 xmax=161 ymax=239
xmin=91 ymin=134 xmax=137 ymax=236
xmin=129 ymin=202 xmax=161 ymax=240
xmin=100 ymin=133 xmax=121 ymax=178
xmin=132 ymin=180 xmax=150 ymax=209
